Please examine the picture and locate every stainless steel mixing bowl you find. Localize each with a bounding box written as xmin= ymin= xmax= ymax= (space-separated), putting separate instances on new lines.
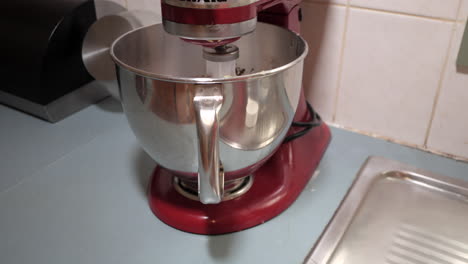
xmin=111 ymin=22 xmax=308 ymax=204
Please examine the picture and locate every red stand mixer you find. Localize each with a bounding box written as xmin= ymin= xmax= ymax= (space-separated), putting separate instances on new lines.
xmin=110 ymin=0 xmax=331 ymax=235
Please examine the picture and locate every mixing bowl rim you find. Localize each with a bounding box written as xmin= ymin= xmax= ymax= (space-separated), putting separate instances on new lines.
xmin=110 ymin=23 xmax=309 ymax=84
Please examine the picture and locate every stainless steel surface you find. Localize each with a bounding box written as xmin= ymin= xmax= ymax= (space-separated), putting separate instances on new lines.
xmin=82 ymin=10 xmax=161 ymax=99
xmin=193 ymin=85 xmax=224 ymax=204
xmin=163 ymin=0 xmax=257 ymax=9
xmin=306 ymin=156 xmax=468 ymax=264
xmin=82 ymin=9 xmax=128 ymax=81
xmin=94 ymin=0 xmax=126 ymax=18
xmin=162 ymin=18 xmax=257 ymax=40
xmin=0 ymin=81 xmax=109 ymax=123
xmin=111 ymin=22 xmax=306 ymax=180
xmin=174 ymin=175 xmax=253 ymax=201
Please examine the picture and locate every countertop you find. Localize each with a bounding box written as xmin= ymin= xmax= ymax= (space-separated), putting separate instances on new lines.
xmin=1 ymin=97 xmax=468 ymax=264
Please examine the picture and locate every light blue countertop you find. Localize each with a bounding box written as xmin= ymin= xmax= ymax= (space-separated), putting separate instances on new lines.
xmin=1 ymin=98 xmax=467 ymax=264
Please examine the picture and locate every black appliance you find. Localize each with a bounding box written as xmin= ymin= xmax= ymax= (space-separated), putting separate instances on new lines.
xmin=0 ymin=0 xmax=108 ymax=122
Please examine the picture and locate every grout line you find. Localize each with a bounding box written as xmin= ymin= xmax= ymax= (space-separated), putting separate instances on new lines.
xmin=327 ymin=122 xmax=468 ymax=163
xmin=331 ymin=0 xmax=350 ymax=122
xmin=348 ymin=5 xmax=457 ymax=23
xmin=328 ymin=122 xmax=424 ymax=149
xmin=303 ymin=0 xmax=458 ymax=23
xmin=423 ymin=1 xmax=462 ymax=148
xmin=124 ymin=0 xmax=129 ymax=9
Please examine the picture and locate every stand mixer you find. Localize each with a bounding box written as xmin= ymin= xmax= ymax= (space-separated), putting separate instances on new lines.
xmin=110 ymin=0 xmax=331 ymax=234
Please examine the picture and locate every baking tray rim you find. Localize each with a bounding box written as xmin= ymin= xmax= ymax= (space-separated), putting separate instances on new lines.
xmin=304 ymin=156 xmax=468 ymax=264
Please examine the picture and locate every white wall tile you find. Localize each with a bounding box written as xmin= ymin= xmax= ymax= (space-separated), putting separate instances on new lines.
xmin=302 ymin=3 xmax=347 ymax=122
xmin=305 ymin=0 xmax=347 ymax=5
xmin=95 ymin=0 xmax=127 ymax=18
xmin=127 ymin=0 xmax=161 ymax=16
xmin=350 ymin=0 xmax=459 ymax=20
xmin=335 ymin=8 xmax=453 ymax=145
xmin=427 ymin=23 xmax=468 ymax=158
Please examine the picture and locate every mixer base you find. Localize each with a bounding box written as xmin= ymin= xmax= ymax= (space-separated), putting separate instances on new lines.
xmin=148 ymin=122 xmax=331 ymax=235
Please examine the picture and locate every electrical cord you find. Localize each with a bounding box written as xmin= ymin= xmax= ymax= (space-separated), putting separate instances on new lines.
xmin=283 ymin=101 xmax=322 ymax=143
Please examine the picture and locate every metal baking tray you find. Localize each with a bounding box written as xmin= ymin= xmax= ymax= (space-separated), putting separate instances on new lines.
xmin=306 ymin=156 xmax=468 ymax=264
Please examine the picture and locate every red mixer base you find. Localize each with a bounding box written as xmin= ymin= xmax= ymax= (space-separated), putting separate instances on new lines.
xmin=148 ymin=122 xmax=331 ymax=235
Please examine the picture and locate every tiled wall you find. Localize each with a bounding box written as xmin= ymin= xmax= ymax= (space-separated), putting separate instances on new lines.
xmin=96 ymin=0 xmax=468 ymax=160
xmin=302 ymin=0 xmax=468 ymax=160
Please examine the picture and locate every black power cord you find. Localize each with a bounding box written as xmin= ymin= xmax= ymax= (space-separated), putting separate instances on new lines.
xmin=283 ymin=101 xmax=322 ymax=143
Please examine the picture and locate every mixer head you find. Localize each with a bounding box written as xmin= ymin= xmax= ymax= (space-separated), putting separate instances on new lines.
xmin=161 ymin=0 xmax=258 ymax=45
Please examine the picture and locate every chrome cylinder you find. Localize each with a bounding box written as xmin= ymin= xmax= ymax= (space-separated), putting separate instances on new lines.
xmin=111 ymin=23 xmax=308 ymax=203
